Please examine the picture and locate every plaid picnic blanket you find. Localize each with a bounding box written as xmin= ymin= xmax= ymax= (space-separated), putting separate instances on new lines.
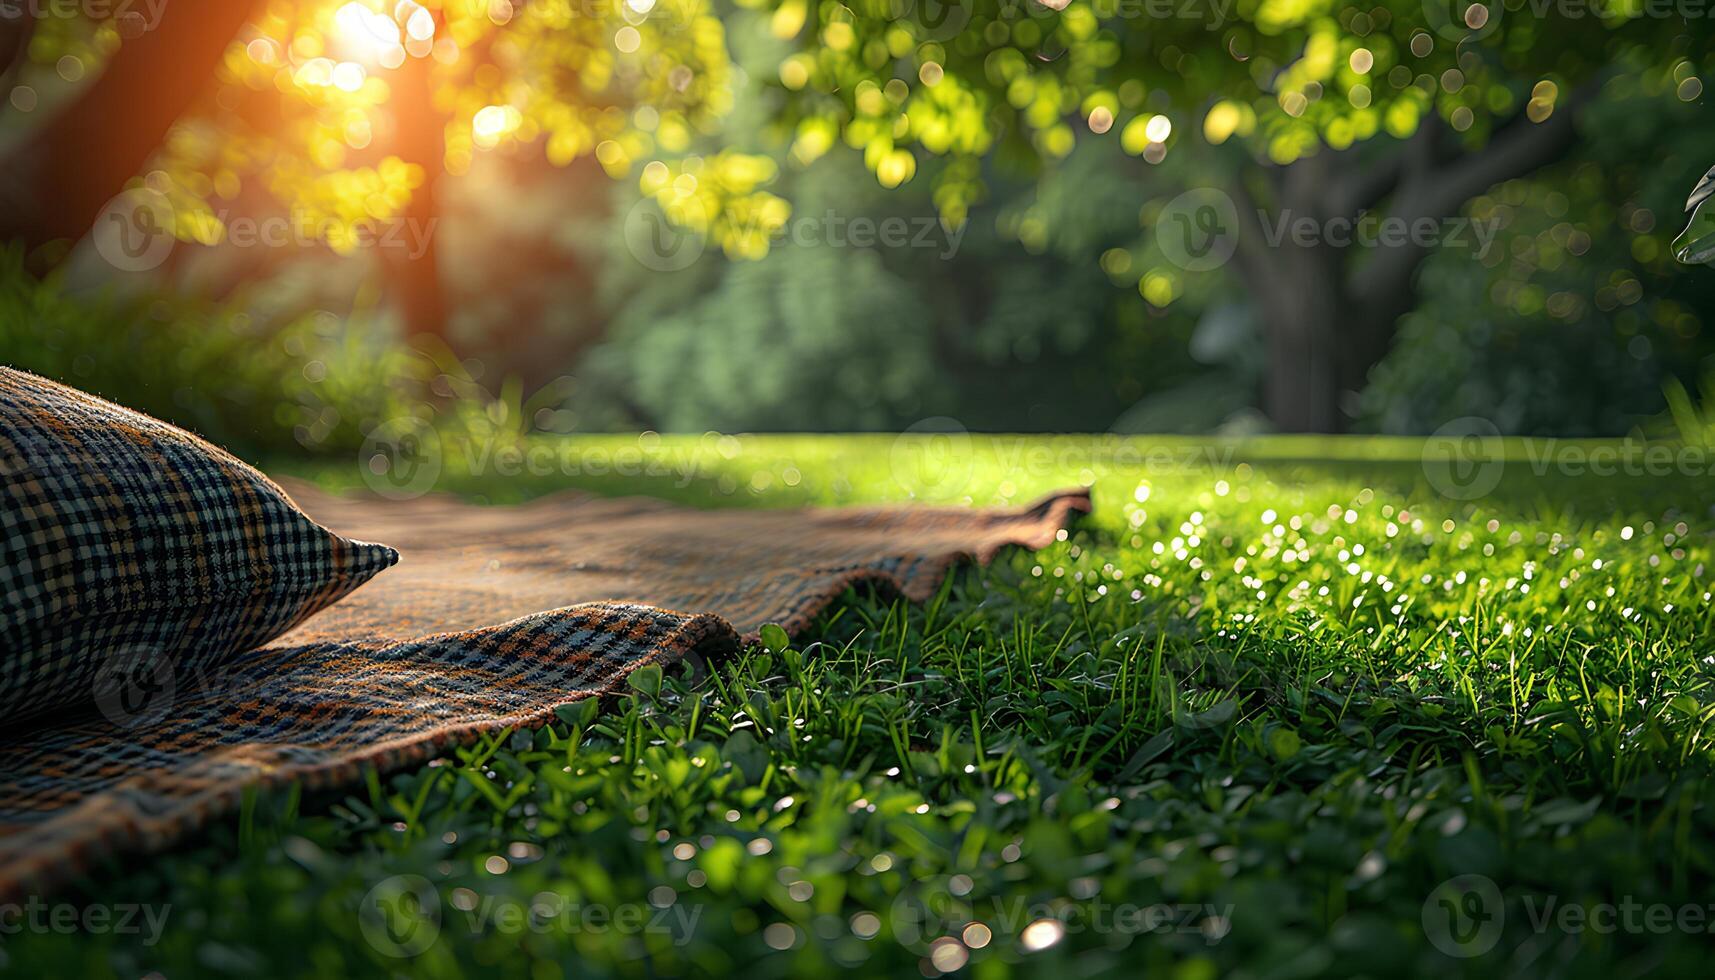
xmin=0 ymin=480 xmax=1089 ymax=900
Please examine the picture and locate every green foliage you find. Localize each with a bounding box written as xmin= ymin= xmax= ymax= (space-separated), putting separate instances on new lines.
xmin=110 ymin=0 xmax=771 ymax=255
xmin=14 ymin=4 xmax=1711 ymax=435
xmin=0 ymin=251 xmax=426 ymax=456
xmin=0 ymin=252 xmax=624 ymax=469
xmin=589 ymin=226 xmax=940 ymax=431
xmin=1358 ymin=73 xmax=1715 ymax=435
xmin=758 ymin=0 xmax=1691 ymax=202
xmin=575 ymin=149 xmax=1199 ymax=432
xmin=1662 ymin=365 xmax=1715 ymax=446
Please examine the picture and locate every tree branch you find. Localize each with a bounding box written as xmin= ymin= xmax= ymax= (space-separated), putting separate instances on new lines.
xmin=1350 ymin=81 xmax=1599 ymax=316
xmin=1329 ymin=121 xmax=1444 ymax=220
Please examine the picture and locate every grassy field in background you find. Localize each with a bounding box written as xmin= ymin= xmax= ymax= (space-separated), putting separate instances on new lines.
xmin=6 ymin=434 xmax=1715 ymax=978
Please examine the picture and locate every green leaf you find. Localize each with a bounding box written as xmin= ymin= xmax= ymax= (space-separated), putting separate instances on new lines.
xmin=1115 ymin=728 xmax=1175 ymax=783
xmin=1674 ymin=199 xmax=1715 ymax=265
xmin=724 ymin=729 xmax=769 ymax=783
xmin=1534 ymin=796 xmax=1602 ymax=827
xmin=1267 ymin=727 xmax=1302 ymax=761
xmin=1178 ymin=699 xmax=1237 ymax=730
xmin=553 ymin=697 xmax=601 ymax=728
xmin=627 ymin=664 xmax=664 ymax=697
xmin=759 ymin=623 xmax=790 ymax=654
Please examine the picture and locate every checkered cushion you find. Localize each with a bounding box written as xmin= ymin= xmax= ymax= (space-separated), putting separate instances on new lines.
xmin=0 ymin=367 xmax=398 ymax=722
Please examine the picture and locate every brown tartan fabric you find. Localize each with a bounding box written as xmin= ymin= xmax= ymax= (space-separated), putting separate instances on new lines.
xmin=0 ymin=367 xmax=398 ymax=723
xmin=0 ymin=478 xmax=1089 ymax=901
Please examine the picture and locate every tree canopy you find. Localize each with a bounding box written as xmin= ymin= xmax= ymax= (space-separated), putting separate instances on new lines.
xmin=1 ymin=0 xmax=1708 ymax=431
xmin=18 ymin=2 xmax=1702 ymax=264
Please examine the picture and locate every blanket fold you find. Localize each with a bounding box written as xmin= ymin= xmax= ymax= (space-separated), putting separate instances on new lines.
xmin=0 ymin=481 xmax=1090 ymax=900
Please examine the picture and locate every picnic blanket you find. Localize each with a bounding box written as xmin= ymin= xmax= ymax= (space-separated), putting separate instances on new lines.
xmin=0 ymin=480 xmax=1089 ymax=900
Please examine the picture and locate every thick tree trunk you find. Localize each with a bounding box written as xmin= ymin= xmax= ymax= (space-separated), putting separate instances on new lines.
xmin=382 ymin=54 xmax=450 ymax=345
xmin=1233 ymin=159 xmax=1351 ymax=433
xmin=0 ymin=0 xmax=258 ymax=261
xmin=386 ymin=178 xmax=448 ymax=345
xmin=1260 ymin=260 xmax=1343 ymax=433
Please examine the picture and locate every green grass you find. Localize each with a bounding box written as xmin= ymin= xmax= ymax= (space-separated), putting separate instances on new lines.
xmin=6 ymin=434 xmax=1715 ymax=978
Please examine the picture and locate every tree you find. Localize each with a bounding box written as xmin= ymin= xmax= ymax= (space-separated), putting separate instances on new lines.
xmin=0 ymin=1 xmax=260 ymax=262
xmin=1 ymin=0 xmax=779 ymax=342
xmin=4 ymin=1 xmax=1704 ymax=428
xmin=740 ymin=0 xmax=1705 ymax=430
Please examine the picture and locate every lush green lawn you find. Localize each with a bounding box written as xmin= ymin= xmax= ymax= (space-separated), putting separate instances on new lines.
xmin=7 ymin=435 xmax=1715 ymax=978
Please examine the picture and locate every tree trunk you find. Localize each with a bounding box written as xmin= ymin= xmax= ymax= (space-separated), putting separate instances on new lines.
xmin=1233 ymin=160 xmax=1350 ymax=433
xmin=1260 ymin=262 xmax=1343 ymax=433
xmin=381 ymin=53 xmax=450 ymax=345
xmin=0 ymin=0 xmax=258 ymax=263
xmin=386 ymin=179 xmax=448 ymax=345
